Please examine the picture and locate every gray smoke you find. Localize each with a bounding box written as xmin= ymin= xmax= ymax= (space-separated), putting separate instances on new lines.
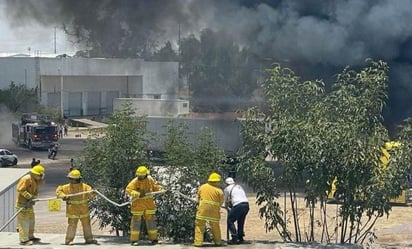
xmin=3 ymin=0 xmax=412 ymax=124
xmin=0 ymin=105 xmax=16 ymax=147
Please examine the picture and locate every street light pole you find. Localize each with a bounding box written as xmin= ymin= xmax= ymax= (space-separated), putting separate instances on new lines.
xmin=59 ymin=69 xmax=64 ymax=119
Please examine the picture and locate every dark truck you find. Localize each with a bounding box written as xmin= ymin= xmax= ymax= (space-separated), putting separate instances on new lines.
xmin=12 ymin=113 xmax=59 ymax=150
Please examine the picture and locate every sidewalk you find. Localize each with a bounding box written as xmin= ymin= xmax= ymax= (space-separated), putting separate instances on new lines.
xmin=0 ymin=232 xmax=363 ymax=249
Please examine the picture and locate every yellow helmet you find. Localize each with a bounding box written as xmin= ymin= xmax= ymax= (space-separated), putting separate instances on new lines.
xmin=208 ymin=172 xmax=221 ymax=182
xmin=30 ymin=165 xmax=45 ymax=176
xmin=67 ymin=169 xmax=82 ymax=179
xmin=136 ymin=165 xmax=149 ymax=176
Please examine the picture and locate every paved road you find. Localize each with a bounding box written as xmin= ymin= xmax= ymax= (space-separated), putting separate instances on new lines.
xmin=6 ymin=137 xmax=85 ymax=165
xmin=5 ymin=137 xmax=86 ymax=195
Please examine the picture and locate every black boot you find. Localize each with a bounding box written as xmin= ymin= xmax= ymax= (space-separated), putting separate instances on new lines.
xmin=228 ymin=238 xmax=238 ymax=245
xmin=237 ymin=236 xmax=244 ymax=244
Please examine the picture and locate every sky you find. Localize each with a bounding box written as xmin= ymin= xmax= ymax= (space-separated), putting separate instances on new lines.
xmin=0 ymin=3 xmax=77 ymax=56
xmin=1 ymin=0 xmax=412 ymax=126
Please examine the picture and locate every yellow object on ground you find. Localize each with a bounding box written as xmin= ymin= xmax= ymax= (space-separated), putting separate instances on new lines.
xmin=48 ymin=199 xmax=61 ymax=211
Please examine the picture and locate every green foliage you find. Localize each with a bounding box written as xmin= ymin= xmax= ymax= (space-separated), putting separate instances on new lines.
xmin=77 ymin=102 xmax=150 ymax=236
xmin=76 ymin=106 xmax=227 ymax=241
xmin=155 ymin=120 xmax=227 ymax=242
xmin=150 ymin=41 xmax=178 ymax=61
xmin=36 ymin=106 xmax=65 ymax=124
xmin=0 ymin=82 xmax=39 ymax=112
xmin=180 ymin=29 xmax=261 ymax=112
xmin=239 ymin=60 xmax=412 ymax=245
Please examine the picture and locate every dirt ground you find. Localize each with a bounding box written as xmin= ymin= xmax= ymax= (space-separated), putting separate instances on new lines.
xmin=224 ymin=194 xmax=412 ymax=248
xmin=33 ymin=192 xmax=412 ymax=248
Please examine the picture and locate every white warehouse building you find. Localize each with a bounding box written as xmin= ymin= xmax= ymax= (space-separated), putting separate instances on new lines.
xmin=0 ymin=56 xmax=189 ymax=117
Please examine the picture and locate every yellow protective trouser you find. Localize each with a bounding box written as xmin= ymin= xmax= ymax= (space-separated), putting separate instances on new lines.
xmin=194 ymin=219 xmax=222 ymax=246
xmin=65 ymin=217 xmax=94 ymax=243
xmin=130 ymin=214 xmax=157 ymax=242
xmin=17 ymin=208 xmax=35 ymax=242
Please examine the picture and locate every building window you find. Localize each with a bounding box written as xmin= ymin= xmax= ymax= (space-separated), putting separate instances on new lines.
xmin=183 ymin=103 xmax=188 ymax=108
xmin=153 ymin=94 xmax=161 ymax=99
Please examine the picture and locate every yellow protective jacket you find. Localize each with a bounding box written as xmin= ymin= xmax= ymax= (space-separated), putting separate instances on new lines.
xmin=56 ymin=182 xmax=95 ymax=218
xmin=16 ymin=174 xmax=44 ymax=208
xmin=196 ymin=182 xmax=224 ymax=222
xmin=125 ymin=176 xmax=162 ymax=215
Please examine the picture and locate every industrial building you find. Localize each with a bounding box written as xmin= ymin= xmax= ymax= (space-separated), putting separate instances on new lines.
xmin=0 ymin=56 xmax=189 ymax=117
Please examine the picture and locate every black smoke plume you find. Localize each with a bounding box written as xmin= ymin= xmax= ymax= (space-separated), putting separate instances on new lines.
xmin=4 ymin=0 xmax=412 ymax=126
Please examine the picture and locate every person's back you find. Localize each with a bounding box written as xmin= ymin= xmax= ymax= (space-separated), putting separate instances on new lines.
xmin=224 ymin=183 xmax=248 ymax=207
xmin=224 ymin=177 xmax=249 ymax=244
xmin=194 ymin=172 xmax=224 ymax=247
xmin=198 ymin=182 xmax=224 ymax=218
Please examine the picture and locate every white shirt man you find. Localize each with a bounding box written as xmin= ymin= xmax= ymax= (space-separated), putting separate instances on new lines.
xmin=223 ymin=177 xmax=249 ymax=244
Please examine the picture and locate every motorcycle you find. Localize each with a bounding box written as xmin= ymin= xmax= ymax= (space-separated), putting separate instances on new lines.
xmin=48 ymin=144 xmax=59 ymax=160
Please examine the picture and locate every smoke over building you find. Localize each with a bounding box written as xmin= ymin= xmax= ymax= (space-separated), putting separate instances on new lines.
xmin=3 ymin=0 xmax=412 ymax=125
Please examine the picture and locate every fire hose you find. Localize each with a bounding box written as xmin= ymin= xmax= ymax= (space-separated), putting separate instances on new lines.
xmin=1 ymin=188 xmax=226 ymax=232
xmin=93 ymin=189 xmax=167 ymax=207
xmin=0 ymin=189 xmax=168 ymax=232
xmin=0 ymin=190 xmax=95 ymax=232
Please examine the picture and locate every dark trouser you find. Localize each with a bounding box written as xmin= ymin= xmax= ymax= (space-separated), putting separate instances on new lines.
xmin=227 ymin=202 xmax=249 ymax=242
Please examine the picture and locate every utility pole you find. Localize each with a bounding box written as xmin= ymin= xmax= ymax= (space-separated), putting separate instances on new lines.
xmin=178 ymin=22 xmax=181 ymax=78
xmin=54 ymin=27 xmax=57 ymax=54
xmin=59 ymin=69 xmax=64 ymax=119
xmin=24 ymin=69 xmax=27 ymax=86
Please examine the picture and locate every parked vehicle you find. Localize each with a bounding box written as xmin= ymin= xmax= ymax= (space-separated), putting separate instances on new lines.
xmin=0 ymin=149 xmax=18 ymax=167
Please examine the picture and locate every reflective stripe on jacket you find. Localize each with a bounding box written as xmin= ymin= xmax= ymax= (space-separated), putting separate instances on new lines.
xmin=125 ymin=176 xmax=162 ymax=214
xmin=56 ymin=182 xmax=95 ymax=218
xmin=196 ymin=183 xmax=224 ymax=222
xmin=16 ymin=174 xmax=40 ymax=208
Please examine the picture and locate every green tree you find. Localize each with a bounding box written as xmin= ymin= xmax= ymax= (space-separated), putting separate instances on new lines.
xmin=155 ymin=120 xmax=227 ymax=242
xmin=0 ymin=82 xmax=39 ymax=112
xmin=76 ymin=105 xmax=228 ymax=241
xmin=180 ymin=29 xmax=261 ymax=112
xmin=239 ymin=60 xmax=412 ymax=245
xmin=150 ymin=41 xmax=178 ymax=61
xmin=77 ymin=102 xmax=151 ymax=236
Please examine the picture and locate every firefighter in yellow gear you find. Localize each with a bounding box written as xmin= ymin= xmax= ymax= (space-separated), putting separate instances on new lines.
xmin=194 ymin=172 xmax=224 ymax=247
xmin=56 ymin=169 xmax=98 ymax=245
xmin=15 ymin=165 xmax=45 ymax=245
xmin=125 ymin=165 xmax=163 ymax=246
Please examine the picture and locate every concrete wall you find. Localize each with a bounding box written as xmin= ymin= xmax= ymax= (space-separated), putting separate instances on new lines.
xmin=113 ymin=98 xmax=190 ymax=117
xmin=0 ymin=57 xmax=38 ymax=89
xmin=145 ymin=117 xmax=242 ymax=156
